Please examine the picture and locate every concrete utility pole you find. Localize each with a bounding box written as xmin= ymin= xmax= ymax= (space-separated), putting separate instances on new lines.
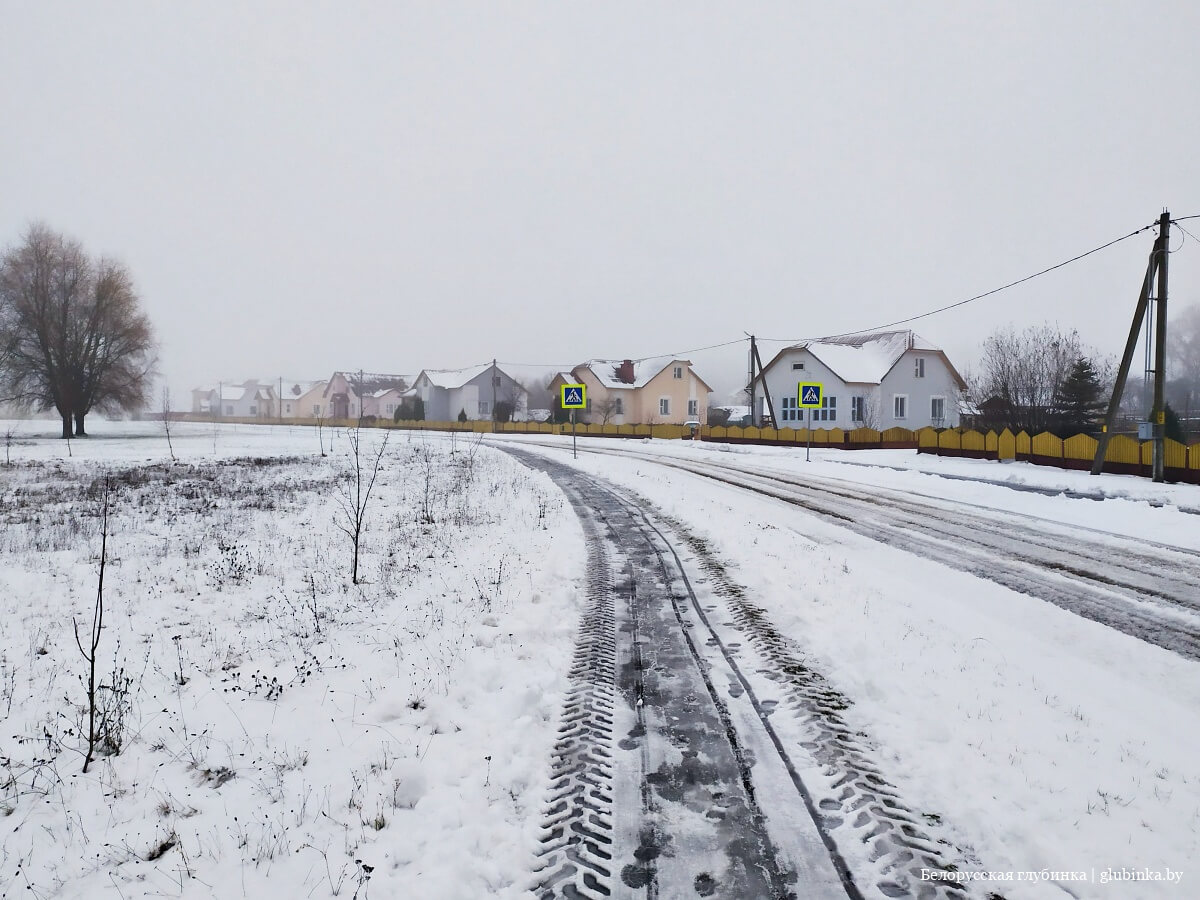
xmin=492 ymin=358 xmax=498 ymax=433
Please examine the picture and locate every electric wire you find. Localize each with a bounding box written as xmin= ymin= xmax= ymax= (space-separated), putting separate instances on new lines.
xmin=758 ymin=221 xmax=1160 ymax=345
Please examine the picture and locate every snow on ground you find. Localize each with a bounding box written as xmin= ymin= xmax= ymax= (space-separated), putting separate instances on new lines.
xmin=491 ymin=432 xmax=1200 ymax=898
xmin=0 ymin=420 xmax=583 ymax=899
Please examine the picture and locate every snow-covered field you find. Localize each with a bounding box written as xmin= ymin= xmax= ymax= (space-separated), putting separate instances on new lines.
xmin=3 ymin=420 xmax=1197 ymax=898
xmin=0 ymin=420 xmax=582 ymax=899
xmin=490 ymin=432 xmax=1199 ymax=898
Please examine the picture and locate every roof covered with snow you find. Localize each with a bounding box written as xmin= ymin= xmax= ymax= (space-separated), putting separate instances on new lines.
xmin=576 ymin=356 xmax=710 ymax=391
xmin=418 ymin=364 xmax=493 ymax=389
xmin=766 ymin=330 xmax=961 ymax=387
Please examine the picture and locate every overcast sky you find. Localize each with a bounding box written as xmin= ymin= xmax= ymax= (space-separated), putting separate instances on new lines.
xmin=3 ymin=2 xmax=1199 ymax=405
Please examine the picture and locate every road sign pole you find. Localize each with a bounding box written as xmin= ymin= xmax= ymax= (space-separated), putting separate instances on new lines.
xmin=806 ymin=408 xmax=811 ymax=462
xmin=572 ymin=409 xmax=577 ymax=459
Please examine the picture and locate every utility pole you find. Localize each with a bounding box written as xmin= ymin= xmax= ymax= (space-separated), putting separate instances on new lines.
xmin=1151 ymin=210 xmax=1170 ymax=482
xmin=747 ymin=335 xmax=757 ymax=426
xmin=752 ymin=339 xmax=777 ymax=428
xmin=1092 ymin=210 xmax=1170 ymax=479
xmin=492 ymin=358 xmax=498 ymax=434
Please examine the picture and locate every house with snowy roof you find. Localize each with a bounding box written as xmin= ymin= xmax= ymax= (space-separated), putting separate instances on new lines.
xmin=753 ymin=330 xmax=966 ymax=429
xmin=562 ymin=357 xmax=713 ymax=425
xmin=413 ymin=363 xmax=529 ymax=421
xmin=320 ymin=372 xmax=414 ymax=420
xmin=190 ymin=380 xmax=276 ymax=418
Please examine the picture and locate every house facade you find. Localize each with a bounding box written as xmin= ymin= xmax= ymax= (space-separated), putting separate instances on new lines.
xmin=755 ymin=331 xmax=966 ymax=430
xmin=567 ymin=357 xmax=713 ymax=425
xmin=414 ymin=363 xmax=530 ymax=421
xmin=190 ymin=380 xmax=276 ymax=418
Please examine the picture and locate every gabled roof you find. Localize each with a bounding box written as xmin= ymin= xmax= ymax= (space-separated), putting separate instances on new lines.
xmin=332 ymin=372 xmax=413 ymax=395
xmin=417 ymin=364 xmax=529 ymax=392
xmin=575 ymin=357 xmax=713 ymax=392
xmin=418 ymin=364 xmax=492 ymax=390
xmin=758 ymin=330 xmax=966 ymax=390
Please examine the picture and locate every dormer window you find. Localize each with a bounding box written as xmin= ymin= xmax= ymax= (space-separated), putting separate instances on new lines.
xmin=673 ymin=366 xmax=683 ymax=379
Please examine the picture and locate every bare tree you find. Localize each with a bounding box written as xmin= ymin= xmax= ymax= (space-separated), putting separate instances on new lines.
xmin=334 ymin=425 xmax=390 ymax=584
xmin=0 ymin=224 xmax=156 ymax=438
xmin=593 ymin=396 xmax=621 ymax=425
xmin=75 ymin=478 xmax=111 ymax=773
xmin=971 ymin=324 xmax=1088 ymax=433
xmin=161 ymin=384 xmax=176 ymax=462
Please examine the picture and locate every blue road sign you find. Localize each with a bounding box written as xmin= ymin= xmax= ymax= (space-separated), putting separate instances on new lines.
xmin=798 ymin=382 xmax=823 ymax=408
xmin=561 ymin=384 xmax=587 ymax=408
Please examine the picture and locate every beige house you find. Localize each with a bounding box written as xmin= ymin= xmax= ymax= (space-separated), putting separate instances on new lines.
xmin=563 ymin=357 xmax=713 ymax=425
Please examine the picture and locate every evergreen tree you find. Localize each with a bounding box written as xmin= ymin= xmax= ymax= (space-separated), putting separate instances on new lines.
xmin=1052 ymin=357 xmax=1105 ymax=435
xmin=457 ymin=408 xmax=468 ymax=423
xmin=1164 ymin=404 xmax=1185 ymax=444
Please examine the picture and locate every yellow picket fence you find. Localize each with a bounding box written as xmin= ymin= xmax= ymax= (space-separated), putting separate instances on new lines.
xmin=263 ymin=416 xmax=1199 ymax=483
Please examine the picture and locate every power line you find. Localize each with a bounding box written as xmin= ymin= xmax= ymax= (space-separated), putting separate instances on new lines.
xmin=758 ymin=220 xmax=1160 ymax=345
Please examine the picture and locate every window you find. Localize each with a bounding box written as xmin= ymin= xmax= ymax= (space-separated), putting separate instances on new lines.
xmin=386 ymin=403 xmax=395 ymax=415
xmin=285 ymin=403 xmax=292 ymax=414
xmin=851 ymin=396 xmax=865 ymax=422
xmin=225 ymin=405 xmax=233 ymax=416
xmin=478 ymin=400 xmax=490 ymax=416
xmin=781 ymin=396 xmax=796 ymax=422
xmin=914 ymin=357 xmax=925 ymax=378
xmin=673 ymin=366 xmax=683 ymax=379
xmin=614 ymin=397 xmax=623 ymax=415
xmin=894 ymin=394 xmax=908 ymax=420
xmin=249 ymin=405 xmax=257 ymax=415
xmin=659 ymin=398 xmax=670 ymax=416
xmin=930 ymin=396 xmax=945 ymax=424
xmin=792 ymin=362 xmax=805 ymax=370
xmin=688 ymin=399 xmax=698 ymax=417
xmin=812 ymin=396 xmax=837 ymax=422
xmin=313 ymin=403 xmax=321 ymax=416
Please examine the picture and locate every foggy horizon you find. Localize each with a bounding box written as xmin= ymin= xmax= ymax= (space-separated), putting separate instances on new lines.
xmin=4 ymin=3 xmax=1199 ymax=409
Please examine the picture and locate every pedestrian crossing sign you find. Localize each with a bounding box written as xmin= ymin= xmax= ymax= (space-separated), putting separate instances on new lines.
xmin=561 ymin=384 xmax=587 ymax=409
xmin=797 ymin=382 xmax=823 ymax=408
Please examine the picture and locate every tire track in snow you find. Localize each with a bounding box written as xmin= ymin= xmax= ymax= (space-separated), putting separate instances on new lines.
xmin=499 ymin=438 xmax=1200 ymax=661
xmin=513 ymin=448 xmax=977 ymax=899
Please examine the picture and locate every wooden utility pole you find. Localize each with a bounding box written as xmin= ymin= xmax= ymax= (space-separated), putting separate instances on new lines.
xmin=1151 ymin=211 xmax=1170 ymax=481
xmin=751 ymin=339 xmax=777 ymax=428
xmin=747 ymin=335 xmax=757 ymax=425
xmin=1092 ymin=211 xmax=1170 ymax=479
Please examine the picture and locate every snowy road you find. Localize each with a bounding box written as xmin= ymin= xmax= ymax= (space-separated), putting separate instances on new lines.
xmin=501 ymin=438 xmax=1200 ymax=662
xmin=513 ymin=449 xmax=968 ymax=900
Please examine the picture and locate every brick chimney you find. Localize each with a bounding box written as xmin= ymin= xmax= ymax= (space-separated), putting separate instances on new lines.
xmin=616 ymin=359 xmax=635 ymax=384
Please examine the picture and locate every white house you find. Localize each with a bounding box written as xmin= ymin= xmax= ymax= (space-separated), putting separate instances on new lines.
xmin=190 ymin=380 xmax=276 ymax=418
xmin=754 ymin=330 xmax=966 ymax=430
xmin=414 ymin=363 xmax=530 ymax=421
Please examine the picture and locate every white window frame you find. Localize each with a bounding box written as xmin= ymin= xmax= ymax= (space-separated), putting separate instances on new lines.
xmin=687 ymin=399 xmax=698 ymax=417
xmin=478 ymin=400 xmax=491 ymax=417
xmin=914 ymin=357 xmax=925 ymax=378
xmin=893 ymin=394 xmax=908 ymax=420
xmin=659 ymin=397 xmax=671 ymax=416
xmin=851 ymin=396 xmax=865 ymax=423
xmin=673 ymin=366 xmax=683 ymax=379
xmin=614 ymin=397 xmax=623 ymax=415
xmin=312 ymin=403 xmax=321 ymax=416
xmin=781 ymin=396 xmax=796 ymax=422
xmin=930 ymin=395 xmax=945 ymax=425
